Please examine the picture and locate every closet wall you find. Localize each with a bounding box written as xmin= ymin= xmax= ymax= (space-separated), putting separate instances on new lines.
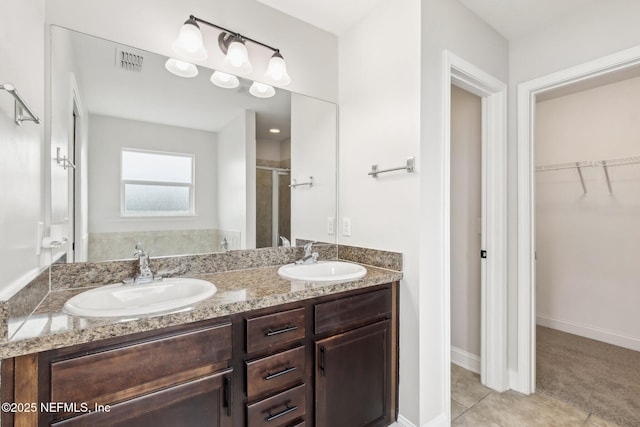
xmin=535 ymin=75 xmax=640 ymax=351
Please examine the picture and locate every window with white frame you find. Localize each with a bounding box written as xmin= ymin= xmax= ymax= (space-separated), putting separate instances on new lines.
xmin=121 ymin=149 xmax=194 ymax=216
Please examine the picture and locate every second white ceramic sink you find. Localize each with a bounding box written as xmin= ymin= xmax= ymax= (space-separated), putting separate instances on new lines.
xmin=277 ymin=261 xmax=367 ymax=282
xmin=63 ymin=278 xmax=217 ymax=318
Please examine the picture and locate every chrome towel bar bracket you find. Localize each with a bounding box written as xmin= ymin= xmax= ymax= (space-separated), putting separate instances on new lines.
xmin=0 ymin=83 xmax=40 ymax=125
xmin=369 ymin=157 xmax=415 ymax=178
xmin=290 ymin=176 xmax=313 ymax=189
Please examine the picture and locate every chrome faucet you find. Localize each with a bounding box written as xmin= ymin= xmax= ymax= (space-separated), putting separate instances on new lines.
xmin=280 ymin=236 xmax=291 ymax=247
xmin=295 ymin=242 xmax=319 ymax=265
xmin=132 ymin=243 xmax=154 ymax=284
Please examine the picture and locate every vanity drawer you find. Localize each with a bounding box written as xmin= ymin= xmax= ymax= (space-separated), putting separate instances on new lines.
xmin=51 ymin=369 xmax=233 ymax=427
xmin=246 ymin=346 xmax=305 ymax=401
xmin=246 ymin=307 xmax=305 ymax=354
xmin=314 ymin=288 xmax=391 ymax=335
xmin=50 ymin=322 xmax=232 ymax=408
xmin=246 ymin=383 xmax=305 ymax=427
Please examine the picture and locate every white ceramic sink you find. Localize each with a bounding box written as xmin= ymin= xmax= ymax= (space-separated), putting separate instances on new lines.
xmin=63 ymin=278 xmax=217 ymax=318
xmin=277 ymin=261 xmax=367 ymax=282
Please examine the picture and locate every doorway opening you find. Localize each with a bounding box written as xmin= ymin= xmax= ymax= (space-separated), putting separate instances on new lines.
xmin=516 ymin=45 xmax=640 ymax=396
xmin=450 ymin=84 xmax=482 ymax=375
xmin=442 ymin=51 xmax=508 ymax=421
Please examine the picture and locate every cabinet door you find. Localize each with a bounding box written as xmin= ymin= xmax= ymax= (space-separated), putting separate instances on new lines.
xmin=51 ymin=369 xmax=233 ymax=427
xmin=315 ymin=320 xmax=390 ymax=427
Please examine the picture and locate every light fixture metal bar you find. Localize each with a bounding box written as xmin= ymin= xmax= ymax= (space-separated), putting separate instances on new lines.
xmin=190 ymin=15 xmax=279 ymax=53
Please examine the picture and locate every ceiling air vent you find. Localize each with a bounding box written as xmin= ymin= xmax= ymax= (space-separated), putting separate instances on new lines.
xmin=116 ymin=48 xmax=144 ymax=72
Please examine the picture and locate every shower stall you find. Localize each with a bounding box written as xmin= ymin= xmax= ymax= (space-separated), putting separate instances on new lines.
xmin=256 ymin=166 xmax=291 ymax=248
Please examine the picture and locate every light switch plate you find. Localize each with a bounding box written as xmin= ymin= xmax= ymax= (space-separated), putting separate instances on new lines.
xmin=327 ymin=217 xmax=335 ymax=235
xmin=342 ymin=217 xmax=352 ymax=236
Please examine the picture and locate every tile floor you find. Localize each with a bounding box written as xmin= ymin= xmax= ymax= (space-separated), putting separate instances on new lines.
xmin=450 ymin=364 xmax=621 ymax=427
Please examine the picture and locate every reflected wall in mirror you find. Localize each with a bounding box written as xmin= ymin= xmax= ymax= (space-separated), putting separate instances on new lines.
xmin=49 ymin=26 xmax=337 ymax=263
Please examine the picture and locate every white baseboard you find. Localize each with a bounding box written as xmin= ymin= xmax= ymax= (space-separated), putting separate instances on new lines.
xmin=537 ymin=315 xmax=640 ymax=352
xmin=451 ymin=346 xmax=480 ymax=374
xmin=393 ymin=414 xmax=418 ymax=427
xmin=421 ymin=413 xmax=448 ymax=427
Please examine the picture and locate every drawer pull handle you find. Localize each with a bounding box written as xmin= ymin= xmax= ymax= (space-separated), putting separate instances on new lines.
xmin=266 ymin=325 xmax=298 ymax=336
xmin=320 ymin=346 xmax=326 ymax=376
xmin=266 ymin=404 xmax=298 ymax=422
xmin=264 ymin=366 xmax=297 ymax=380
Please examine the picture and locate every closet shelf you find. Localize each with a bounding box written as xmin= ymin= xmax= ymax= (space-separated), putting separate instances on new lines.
xmin=535 ymin=155 xmax=640 ymax=194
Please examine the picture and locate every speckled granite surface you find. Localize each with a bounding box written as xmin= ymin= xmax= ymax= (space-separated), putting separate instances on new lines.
xmin=338 ymin=244 xmax=402 ymax=271
xmin=50 ymin=245 xmax=337 ymax=290
xmin=1 ymin=244 xmax=402 ymax=359
xmin=2 ymin=264 xmax=402 ymax=359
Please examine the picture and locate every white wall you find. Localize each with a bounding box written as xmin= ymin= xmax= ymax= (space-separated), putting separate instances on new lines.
xmin=508 ymin=0 xmax=640 ymax=379
xmin=217 ymin=111 xmax=256 ymax=249
xmin=45 ymin=0 xmax=338 ymax=102
xmin=0 ymin=0 xmax=46 ymax=299
xmin=256 ymin=139 xmax=287 ymax=162
xmin=88 ymin=115 xmax=218 ymax=233
xmin=339 ymin=0 xmax=421 ymax=423
xmin=450 ymin=85 xmax=482 ymax=364
xmin=419 ymin=0 xmax=508 ymax=424
xmin=535 ymin=77 xmax=640 ymax=350
xmin=290 ymin=94 xmax=336 ymax=244
xmin=340 ymin=1 xmax=508 ymax=424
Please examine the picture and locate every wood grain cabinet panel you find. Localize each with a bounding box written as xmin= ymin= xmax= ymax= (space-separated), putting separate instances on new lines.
xmin=246 ymin=346 xmax=305 ymax=402
xmin=246 ymin=383 xmax=305 ymax=427
xmin=51 ymin=369 xmax=233 ymax=427
xmin=314 ymin=288 xmax=391 ymax=335
xmin=246 ymin=307 xmax=305 ymax=354
xmin=315 ymin=320 xmax=391 ymax=427
xmin=50 ymin=322 xmax=232 ymax=408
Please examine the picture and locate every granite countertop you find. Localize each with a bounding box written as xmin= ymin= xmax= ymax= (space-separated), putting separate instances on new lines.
xmin=2 ymin=263 xmax=402 ymax=359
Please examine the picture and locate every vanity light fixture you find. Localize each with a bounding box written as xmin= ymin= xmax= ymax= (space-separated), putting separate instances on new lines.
xmin=164 ymin=58 xmax=199 ymax=78
xmin=171 ymin=18 xmax=208 ymax=61
xmin=249 ymin=81 xmax=276 ymax=98
xmin=269 ymin=128 xmax=280 ymax=134
xmin=172 ymin=15 xmax=291 ymax=84
xmin=220 ymin=34 xmax=252 ymax=75
xmin=210 ymin=70 xmax=240 ymax=89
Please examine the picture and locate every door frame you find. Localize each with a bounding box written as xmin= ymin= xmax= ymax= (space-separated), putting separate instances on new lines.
xmin=68 ymin=73 xmax=84 ymax=262
xmin=515 ymin=44 xmax=640 ymax=394
xmin=443 ymin=50 xmax=508 ymax=418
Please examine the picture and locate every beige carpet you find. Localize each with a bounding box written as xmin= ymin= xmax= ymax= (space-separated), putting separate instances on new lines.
xmin=536 ymin=326 xmax=640 ymax=427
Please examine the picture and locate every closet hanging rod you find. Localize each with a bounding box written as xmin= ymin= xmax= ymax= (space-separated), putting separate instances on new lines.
xmin=0 ymin=83 xmax=40 ymax=125
xmin=536 ymin=155 xmax=640 ymax=172
xmin=536 ymin=155 xmax=640 ymax=194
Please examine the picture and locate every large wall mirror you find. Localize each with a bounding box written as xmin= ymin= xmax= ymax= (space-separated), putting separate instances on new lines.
xmin=49 ymin=26 xmax=337 ymax=263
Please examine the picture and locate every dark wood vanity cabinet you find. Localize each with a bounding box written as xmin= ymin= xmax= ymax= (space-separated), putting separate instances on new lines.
xmin=2 ymin=282 xmax=398 ymax=427
xmin=51 ymin=370 xmax=233 ymax=427
xmin=244 ymin=307 xmax=307 ymax=427
xmin=314 ymin=288 xmax=394 ymax=427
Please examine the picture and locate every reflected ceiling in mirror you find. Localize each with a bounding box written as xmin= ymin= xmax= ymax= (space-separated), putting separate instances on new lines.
xmin=49 ymin=26 xmax=337 ymax=264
